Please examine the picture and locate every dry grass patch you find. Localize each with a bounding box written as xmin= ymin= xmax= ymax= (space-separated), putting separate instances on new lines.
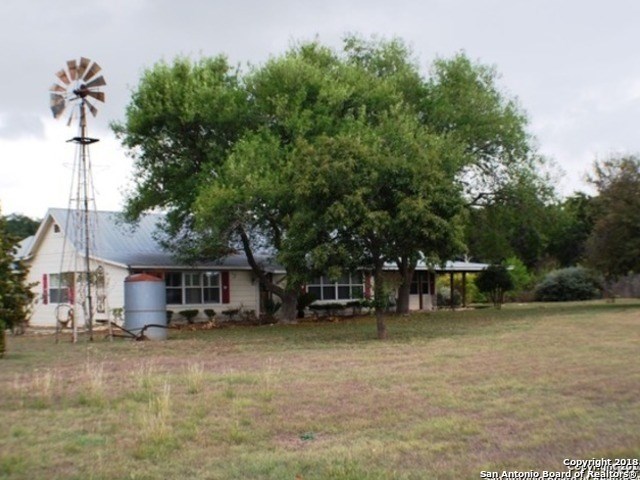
xmin=1 ymin=300 xmax=639 ymax=479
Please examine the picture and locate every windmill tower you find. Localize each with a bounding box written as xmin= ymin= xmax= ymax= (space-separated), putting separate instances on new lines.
xmin=49 ymin=57 xmax=106 ymax=342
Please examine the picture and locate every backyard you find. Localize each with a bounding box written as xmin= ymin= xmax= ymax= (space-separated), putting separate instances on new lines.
xmin=1 ymin=301 xmax=639 ymax=479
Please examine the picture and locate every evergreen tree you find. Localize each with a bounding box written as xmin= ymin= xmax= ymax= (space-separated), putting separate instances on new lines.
xmin=0 ymin=206 xmax=36 ymax=357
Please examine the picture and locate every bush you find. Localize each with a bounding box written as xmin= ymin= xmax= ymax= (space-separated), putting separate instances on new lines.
xmin=437 ymin=287 xmax=462 ymax=308
xmin=475 ymin=264 xmax=514 ymax=309
xmin=296 ymin=292 xmax=315 ymax=318
xmin=534 ymin=267 xmax=603 ymax=302
xmin=179 ymin=309 xmax=199 ymax=323
xmin=504 ymin=256 xmax=536 ymax=301
xmin=203 ymin=309 xmax=216 ymax=321
xmin=263 ymin=298 xmax=282 ymax=318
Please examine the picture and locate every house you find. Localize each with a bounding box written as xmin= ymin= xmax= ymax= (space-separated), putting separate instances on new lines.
xmin=19 ymin=208 xmax=486 ymax=328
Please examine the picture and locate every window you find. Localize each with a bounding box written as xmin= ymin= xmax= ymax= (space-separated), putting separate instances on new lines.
xmin=165 ymin=272 xmax=183 ymax=304
xmin=49 ymin=272 xmax=74 ymax=304
xmin=409 ymin=271 xmax=431 ymax=295
xmin=307 ymin=273 xmax=364 ymax=301
xmin=165 ymin=271 xmax=221 ymax=305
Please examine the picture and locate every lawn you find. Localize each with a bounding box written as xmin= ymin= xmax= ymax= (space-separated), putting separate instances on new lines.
xmin=1 ymin=301 xmax=639 ymax=479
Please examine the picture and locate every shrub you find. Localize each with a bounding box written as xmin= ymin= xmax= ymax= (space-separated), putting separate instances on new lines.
xmin=534 ymin=267 xmax=603 ymax=302
xmin=504 ymin=256 xmax=536 ymax=301
xmin=179 ymin=309 xmax=199 ymax=324
xmin=439 ymin=273 xmax=485 ymax=303
xmin=437 ymin=287 xmax=462 ymax=308
xmin=203 ymin=309 xmax=216 ymax=321
xmin=475 ymin=264 xmax=514 ymax=309
xmin=295 ymin=292 xmax=315 ymax=318
xmin=264 ymin=298 xmax=282 ymax=318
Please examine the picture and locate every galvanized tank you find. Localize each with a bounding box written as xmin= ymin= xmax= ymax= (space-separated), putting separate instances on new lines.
xmin=124 ymin=273 xmax=167 ymax=340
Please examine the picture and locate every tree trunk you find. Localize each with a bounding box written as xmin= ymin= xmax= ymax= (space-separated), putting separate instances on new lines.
xmin=0 ymin=321 xmax=5 ymax=358
xmin=278 ymin=290 xmax=299 ymax=324
xmin=237 ymin=227 xmax=298 ymax=323
xmin=396 ymin=258 xmax=414 ymax=314
xmin=374 ymin=263 xmax=388 ymax=340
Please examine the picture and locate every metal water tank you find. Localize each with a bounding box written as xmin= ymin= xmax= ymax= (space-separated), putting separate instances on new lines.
xmin=124 ymin=273 xmax=167 ymax=340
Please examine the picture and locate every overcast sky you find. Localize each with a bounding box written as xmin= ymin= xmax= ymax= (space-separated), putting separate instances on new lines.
xmin=2 ymin=0 xmax=639 ymax=218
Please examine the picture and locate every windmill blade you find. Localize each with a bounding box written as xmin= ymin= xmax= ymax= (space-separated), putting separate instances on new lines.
xmin=50 ymin=93 xmax=66 ymax=118
xmin=67 ymin=59 xmax=78 ymax=81
xmin=50 ymin=83 xmax=66 ymax=93
xmin=86 ymin=100 xmax=98 ymax=117
xmin=51 ymin=103 xmax=66 ymax=119
xmin=78 ymin=57 xmax=91 ymax=78
xmin=83 ymin=62 xmax=102 ymax=81
xmin=66 ymin=109 xmax=76 ymax=127
xmin=86 ymin=90 xmax=105 ymax=103
xmin=85 ymin=75 xmax=106 ymax=89
xmin=56 ymin=69 xmax=71 ymax=85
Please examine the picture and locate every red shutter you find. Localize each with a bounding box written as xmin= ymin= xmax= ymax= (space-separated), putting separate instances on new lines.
xmin=221 ymin=271 xmax=230 ymax=304
xmin=364 ymin=273 xmax=372 ymax=299
xmin=42 ymin=274 xmax=49 ymax=305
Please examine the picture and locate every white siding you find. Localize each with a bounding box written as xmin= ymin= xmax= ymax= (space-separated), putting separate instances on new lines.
xmin=163 ymin=270 xmax=260 ymax=323
xmin=25 ymin=218 xmax=129 ymax=327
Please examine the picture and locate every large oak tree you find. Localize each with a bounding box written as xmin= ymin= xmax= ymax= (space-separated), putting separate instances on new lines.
xmin=115 ymin=37 xmax=541 ymax=330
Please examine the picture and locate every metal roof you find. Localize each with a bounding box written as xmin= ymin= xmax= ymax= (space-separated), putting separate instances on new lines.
xmin=24 ymin=208 xmax=487 ymax=274
xmin=38 ymin=208 xmax=281 ymax=271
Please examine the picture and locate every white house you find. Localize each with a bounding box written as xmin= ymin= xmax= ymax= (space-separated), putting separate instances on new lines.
xmin=19 ymin=208 xmax=487 ymax=329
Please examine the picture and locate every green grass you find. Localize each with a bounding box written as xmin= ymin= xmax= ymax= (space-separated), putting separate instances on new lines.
xmin=1 ymin=300 xmax=639 ymax=479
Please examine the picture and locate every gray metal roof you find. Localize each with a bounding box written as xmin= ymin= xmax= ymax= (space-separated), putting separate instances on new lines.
xmin=384 ymin=259 xmax=488 ymax=273
xmin=42 ymin=208 xmax=280 ymax=271
xmin=26 ymin=208 xmax=487 ymax=274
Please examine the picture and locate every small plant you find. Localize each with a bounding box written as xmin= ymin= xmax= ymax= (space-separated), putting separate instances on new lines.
xmin=136 ymin=361 xmax=155 ymax=393
xmin=84 ymin=360 xmax=105 ymax=399
xmin=32 ymin=368 xmax=56 ymax=406
xmin=141 ymin=382 xmax=172 ymax=443
xmin=299 ymin=431 xmax=316 ymax=441
xmin=186 ymin=363 xmax=205 ymax=394
xmin=264 ymin=298 xmax=282 ymax=318
xmin=222 ymin=308 xmax=240 ymax=321
xmin=179 ymin=309 xmax=199 ymax=324
xmin=437 ymin=287 xmax=462 ymax=308
xmin=166 ymin=310 xmax=174 ymax=325
xmin=203 ymin=309 xmax=216 ymax=322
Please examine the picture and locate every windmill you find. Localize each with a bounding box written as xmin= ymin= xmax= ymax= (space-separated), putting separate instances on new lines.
xmin=49 ymin=57 xmax=106 ymax=342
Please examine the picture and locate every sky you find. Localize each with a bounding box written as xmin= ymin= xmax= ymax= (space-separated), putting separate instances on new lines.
xmin=1 ymin=0 xmax=640 ymax=219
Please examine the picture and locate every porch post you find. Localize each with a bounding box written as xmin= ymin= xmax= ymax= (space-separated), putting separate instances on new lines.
xmin=450 ymin=272 xmax=455 ymax=310
xmin=462 ymin=271 xmax=467 ymax=307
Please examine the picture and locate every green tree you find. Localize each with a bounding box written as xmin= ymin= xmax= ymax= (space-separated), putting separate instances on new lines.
xmin=195 ymin=43 xmax=353 ymax=321
xmin=4 ymin=214 xmax=40 ymax=240
xmin=116 ymin=37 xmax=541 ymax=330
xmin=0 ymin=206 xmax=36 ymax=357
xmin=288 ymin=109 xmax=465 ymax=338
xmin=112 ymin=56 xmax=251 ymax=256
xmin=465 ymin=170 xmax=556 ymax=268
xmin=545 ymin=193 xmax=594 ymax=267
xmin=475 ymin=264 xmax=514 ymax=308
xmin=584 ymin=155 xmax=640 ymax=279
